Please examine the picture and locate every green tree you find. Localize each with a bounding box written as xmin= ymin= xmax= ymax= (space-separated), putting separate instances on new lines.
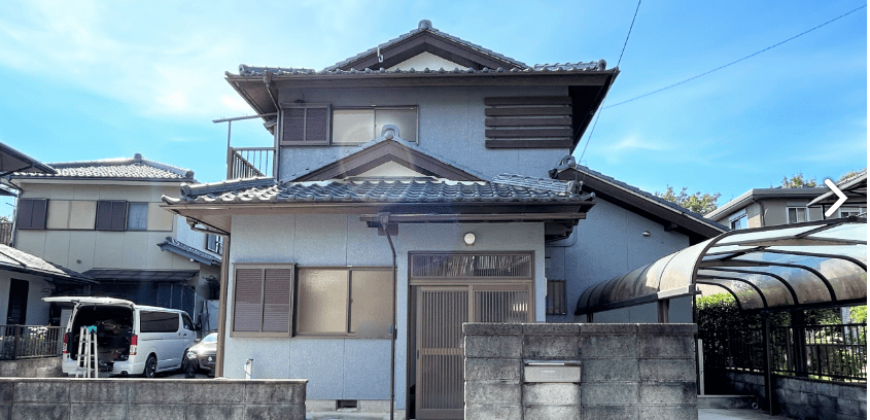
xmin=838 ymin=168 xmax=866 ymax=183
xmin=655 ymin=186 xmax=721 ymax=215
xmin=781 ymin=172 xmax=817 ymax=188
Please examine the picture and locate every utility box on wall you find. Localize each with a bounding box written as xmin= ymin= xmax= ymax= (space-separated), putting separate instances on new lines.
xmin=523 ymin=360 xmax=581 ymax=383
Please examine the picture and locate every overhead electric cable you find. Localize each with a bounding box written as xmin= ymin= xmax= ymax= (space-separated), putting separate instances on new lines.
xmin=604 ymin=4 xmax=867 ymax=109
xmin=577 ymin=0 xmax=642 ymax=163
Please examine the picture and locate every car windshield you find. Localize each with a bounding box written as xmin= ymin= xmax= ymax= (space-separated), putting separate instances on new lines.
xmin=202 ymin=333 xmax=218 ymax=343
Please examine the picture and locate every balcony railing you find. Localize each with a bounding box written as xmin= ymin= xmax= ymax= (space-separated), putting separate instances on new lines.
xmin=0 ymin=325 xmax=63 ymax=360
xmin=227 ymin=147 xmax=274 ymax=180
xmin=0 ymin=222 xmax=12 ymax=246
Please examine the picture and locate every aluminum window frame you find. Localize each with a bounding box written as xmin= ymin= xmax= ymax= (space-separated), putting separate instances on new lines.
xmin=279 ymin=103 xmax=332 ymax=146
xmin=786 ymin=206 xmax=809 ymax=225
xmin=331 ymin=105 xmax=419 ymax=145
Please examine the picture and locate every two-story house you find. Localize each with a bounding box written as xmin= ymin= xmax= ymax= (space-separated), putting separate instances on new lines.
xmin=164 ymin=21 xmax=724 ymax=419
xmin=8 ymin=154 xmax=222 ymax=328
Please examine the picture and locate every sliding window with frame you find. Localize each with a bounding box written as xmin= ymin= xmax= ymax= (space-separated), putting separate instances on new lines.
xmin=295 ymin=267 xmax=393 ymax=338
xmin=332 ymin=106 xmax=418 ymax=145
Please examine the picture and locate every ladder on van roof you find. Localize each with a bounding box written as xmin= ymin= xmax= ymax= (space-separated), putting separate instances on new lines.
xmin=74 ymin=326 xmax=98 ymax=378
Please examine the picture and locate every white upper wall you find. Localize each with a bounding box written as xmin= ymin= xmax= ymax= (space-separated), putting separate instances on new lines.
xmin=387 ymin=52 xmax=469 ymax=71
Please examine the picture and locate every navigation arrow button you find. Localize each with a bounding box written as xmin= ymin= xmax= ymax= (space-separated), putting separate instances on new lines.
xmin=823 ymin=178 xmax=848 ymax=218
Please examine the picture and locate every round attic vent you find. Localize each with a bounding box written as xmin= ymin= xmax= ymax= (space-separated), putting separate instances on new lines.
xmin=418 ymin=19 xmax=432 ymax=30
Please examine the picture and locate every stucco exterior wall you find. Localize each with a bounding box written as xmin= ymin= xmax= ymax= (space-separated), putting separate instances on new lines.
xmin=545 ymin=199 xmax=692 ymax=324
xmin=0 ymin=272 xmax=56 ymax=326
xmin=276 ymin=86 xmax=571 ymax=180
xmin=224 ymin=214 xmax=546 ymax=408
xmin=14 ymin=182 xmax=197 ymax=273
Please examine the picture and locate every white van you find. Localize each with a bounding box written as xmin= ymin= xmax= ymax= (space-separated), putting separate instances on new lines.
xmin=44 ymin=297 xmax=196 ymax=377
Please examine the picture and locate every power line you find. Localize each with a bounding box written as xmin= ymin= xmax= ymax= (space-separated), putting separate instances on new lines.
xmin=605 ymin=3 xmax=867 ymax=109
xmin=578 ymin=0 xmax=642 ymax=163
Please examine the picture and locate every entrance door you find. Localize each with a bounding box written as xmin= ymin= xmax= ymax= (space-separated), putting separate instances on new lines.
xmin=415 ymin=284 xmax=531 ymax=419
xmin=6 ymin=279 xmax=28 ymax=325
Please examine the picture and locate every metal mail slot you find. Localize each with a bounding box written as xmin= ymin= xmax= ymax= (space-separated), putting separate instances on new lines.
xmin=523 ymin=360 xmax=582 ymax=383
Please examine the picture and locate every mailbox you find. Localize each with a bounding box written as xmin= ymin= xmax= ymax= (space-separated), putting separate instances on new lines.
xmin=523 ymin=360 xmax=582 ymax=383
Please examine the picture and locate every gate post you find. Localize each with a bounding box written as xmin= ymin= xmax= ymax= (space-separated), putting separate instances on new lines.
xmin=762 ymin=312 xmax=775 ymax=415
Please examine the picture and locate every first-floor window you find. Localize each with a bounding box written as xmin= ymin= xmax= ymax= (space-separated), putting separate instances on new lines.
xmin=296 ymin=268 xmax=393 ymax=338
xmin=787 ymin=207 xmax=808 ymax=224
xmin=232 ymin=264 xmax=295 ymax=337
xmin=839 ymin=208 xmax=865 ymax=218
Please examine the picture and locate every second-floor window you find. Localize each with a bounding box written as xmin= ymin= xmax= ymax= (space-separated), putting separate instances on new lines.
xmin=206 ymin=234 xmax=223 ymax=254
xmin=729 ymin=211 xmax=747 ymax=230
xmin=16 ymin=199 xmax=47 ymax=230
xmin=95 ymin=201 xmax=129 ymax=231
xmin=787 ymin=207 xmax=808 ymax=224
xmin=280 ymin=104 xmax=417 ymax=146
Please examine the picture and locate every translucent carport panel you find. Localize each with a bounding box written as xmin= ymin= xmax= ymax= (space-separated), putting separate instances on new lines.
xmin=715 ymin=225 xmax=824 ymax=246
xmin=726 ymin=254 xmax=835 ymax=305
xmin=806 ymin=223 xmax=866 ymax=243
xmin=695 ymin=277 xmax=765 ymax=310
xmin=698 ymin=268 xmax=795 ymax=307
xmin=297 ymin=269 xmax=348 ymax=335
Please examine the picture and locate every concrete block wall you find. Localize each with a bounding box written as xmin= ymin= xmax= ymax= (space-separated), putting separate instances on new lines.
xmin=707 ymin=369 xmax=867 ymax=420
xmin=0 ymin=378 xmax=306 ymax=420
xmin=463 ymin=323 xmax=698 ymax=420
xmin=0 ymin=357 xmax=63 ymax=378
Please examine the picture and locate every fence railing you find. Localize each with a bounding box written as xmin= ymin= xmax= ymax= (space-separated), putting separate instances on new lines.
xmin=0 ymin=222 xmax=12 ymax=246
xmin=701 ymin=323 xmax=867 ymax=382
xmin=227 ymin=147 xmax=273 ymax=180
xmin=0 ymin=325 xmax=63 ymax=360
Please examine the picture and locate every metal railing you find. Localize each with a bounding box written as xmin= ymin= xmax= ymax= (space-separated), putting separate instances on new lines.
xmin=0 ymin=325 xmax=63 ymax=360
xmin=0 ymin=222 xmax=12 ymax=246
xmin=701 ymin=323 xmax=867 ymax=382
xmin=227 ymin=147 xmax=273 ymax=180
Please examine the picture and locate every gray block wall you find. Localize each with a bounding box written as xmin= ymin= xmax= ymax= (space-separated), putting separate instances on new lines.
xmin=0 ymin=378 xmax=306 ymax=420
xmin=463 ymin=323 xmax=698 ymax=420
xmin=706 ymin=369 xmax=867 ymax=420
xmin=0 ymin=357 xmax=63 ymax=378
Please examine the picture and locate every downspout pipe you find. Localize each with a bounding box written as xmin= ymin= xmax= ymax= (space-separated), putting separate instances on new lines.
xmin=380 ymin=213 xmax=398 ymax=420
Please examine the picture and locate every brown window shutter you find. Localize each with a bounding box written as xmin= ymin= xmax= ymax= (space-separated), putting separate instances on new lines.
xmin=109 ymin=201 xmax=128 ymax=231
xmin=282 ymin=108 xmax=306 ymax=143
xmin=16 ymin=199 xmax=34 ymax=229
xmin=30 ymin=200 xmax=47 ymax=230
xmin=305 ymin=107 xmax=329 ymax=142
xmin=95 ymin=201 xmax=113 ymax=231
xmin=233 ymin=268 xmax=264 ymax=332
xmin=262 ymin=268 xmax=294 ymax=333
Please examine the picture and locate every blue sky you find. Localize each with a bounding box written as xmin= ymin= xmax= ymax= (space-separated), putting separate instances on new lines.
xmin=0 ymin=1 xmax=866 ymax=215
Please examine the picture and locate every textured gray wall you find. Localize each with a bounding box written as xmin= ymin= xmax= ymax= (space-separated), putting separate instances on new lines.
xmin=0 ymin=378 xmax=306 ymax=420
xmin=225 ymin=214 xmax=546 ymax=408
xmin=545 ymin=199 xmax=692 ymax=324
xmin=0 ymin=357 xmax=62 ymax=378
xmin=276 ymin=86 xmax=570 ymax=180
xmin=463 ymin=323 xmax=699 ymax=420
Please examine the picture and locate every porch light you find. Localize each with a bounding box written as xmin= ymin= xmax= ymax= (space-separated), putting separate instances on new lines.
xmin=464 ymin=233 xmax=476 ymax=246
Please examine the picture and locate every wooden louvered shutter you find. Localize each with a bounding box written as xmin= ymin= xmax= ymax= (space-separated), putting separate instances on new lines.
xmin=233 ymin=268 xmax=264 ymax=333
xmin=305 ymin=107 xmax=329 ymax=142
xmin=280 ymin=105 xmax=330 ymax=145
xmin=95 ymin=201 xmax=112 ymax=231
xmin=16 ymin=199 xmax=35 ymax=229
xmin=282 ymin=108 xmax=306 ymax=143
xmin=262 ymin=268 xmax=294 ymax=333
xmin=109 ymin=201 xmax=128 ymax=231
xmin=30 ymin=199 xmax=48 ymax=230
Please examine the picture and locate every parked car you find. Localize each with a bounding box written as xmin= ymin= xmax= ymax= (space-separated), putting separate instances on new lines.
xmin=185 ymin=332 xmax=217 ymax=377
xmin=44 ymin=297 xmax=196 ymax=378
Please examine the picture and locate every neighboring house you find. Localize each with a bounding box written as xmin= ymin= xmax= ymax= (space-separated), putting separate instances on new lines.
xmin=164 ymin=20 xmax=724 ymax=419
xmin=807 ymin=169 xmax=867 ymax=216
xmin=706 ymin=185 xmax=865 ymax=230
xmin=7 ymin=154 xmax=221 ymax=327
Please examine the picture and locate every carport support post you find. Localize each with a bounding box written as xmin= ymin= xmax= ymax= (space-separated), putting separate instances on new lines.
xmin=657 ymin=299 xmax=669 ymax=323
xmin=762 ymin=312 xmax=774 ymax=415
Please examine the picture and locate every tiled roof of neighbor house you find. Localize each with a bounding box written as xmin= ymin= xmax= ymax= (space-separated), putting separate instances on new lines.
xmin=83 ymin=269 xmax=199 ymax=282
xmin=165 ymin=174 xmax=591 ymax=206
xmin=286 ymin=136 xmax=488 ymax=181
xmin=0 ymin=245 xmax=93 ymax=283
xmin=157 ymin=237 xmax=222 ymax=267
xmin=325 ymin=19 xmax=528 ymax=70
xmin=550 ymin=156 xmax=728 ymax=238
xmin=9 ymin=153 xmax=195 ymax=182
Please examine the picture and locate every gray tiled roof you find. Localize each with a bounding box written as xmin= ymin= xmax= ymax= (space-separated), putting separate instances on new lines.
xmin=236 ymin=60 xmax=605 ymax=77
xmin=165 ymin=175 xmax=591 ymax=206
xmin=83 ymin=269 xmax=199 ymax=282
xmin=550 ymin=157 xmax=728 ymax=232
xmin=157 ymin=237 xmax=222 ymax=267
xmin=325 ymin=19 xmax=528 ymax=71
xmin=10 ymin=153 xmax=195 ymax=181
xmin=0 ymin=245 xmax=93 ymax=283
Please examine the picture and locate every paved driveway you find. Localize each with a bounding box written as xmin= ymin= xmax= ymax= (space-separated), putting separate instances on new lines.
xmin=699 ymin=409 xmax=779 ymax=419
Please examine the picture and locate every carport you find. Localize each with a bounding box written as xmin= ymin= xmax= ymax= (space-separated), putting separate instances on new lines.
xmin=575 ymin=217 xmax=867 ymax=415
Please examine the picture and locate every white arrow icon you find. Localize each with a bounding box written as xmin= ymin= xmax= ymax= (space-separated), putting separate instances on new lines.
xmin=823 ymin=178 xmax=848 ymax=218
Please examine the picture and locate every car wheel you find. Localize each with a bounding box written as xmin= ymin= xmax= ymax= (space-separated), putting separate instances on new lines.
xmin=144 ymin=355 xmax=157 ymax=378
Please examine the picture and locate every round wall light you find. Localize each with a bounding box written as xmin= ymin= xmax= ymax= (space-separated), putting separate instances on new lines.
xmin=464 ymin=233 xmax=476 ymax=246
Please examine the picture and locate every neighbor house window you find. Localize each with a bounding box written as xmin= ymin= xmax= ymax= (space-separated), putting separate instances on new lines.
xmin=546 ymin=279 xmax=567 ymax=315
xmin=332 ymin=107 xmax=417 ymax=145
xmin=280 ymin=104 xmax=331 ymax=145
xmin=126 ymin=203 xmax=148 ymax=231
xmin=296 ymin=268 xmax=392 ymax=338
xmin=206 ymin=234 xmax=223 ymax=254
xmin=16 ymin=199 xmax=48 ymax=230
xmin=95 ymin=201 xmax=128 ymax=231
xmin=232 ymin=264 xmax=295 ymax=337
xmin=839 ymin=208 xmax=864 ymax=218
xmin=787 ymin=207 xmax=808 ymax=224
xmin=729 ymin=211 xmax=747 ymax=230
